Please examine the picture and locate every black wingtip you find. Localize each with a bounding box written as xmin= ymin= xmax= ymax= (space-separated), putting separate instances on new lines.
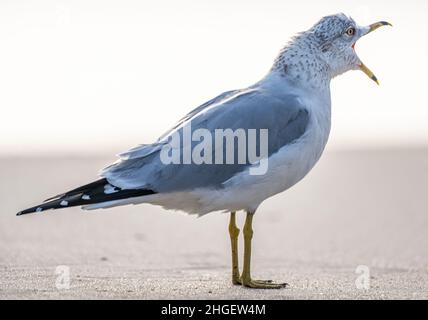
xmin=16 ymin=210 xmax=30 ymax=216
xmin=16 ymin=207 xmax=39 ymax=216
xmin=17 ymin=179 xmax=157 ymax=216
xmin=16 ymin=204 xmax=48 ymax=216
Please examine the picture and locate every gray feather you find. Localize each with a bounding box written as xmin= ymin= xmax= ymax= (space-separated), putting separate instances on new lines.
xmin=102 ymin=87 xmax=309 ymax=192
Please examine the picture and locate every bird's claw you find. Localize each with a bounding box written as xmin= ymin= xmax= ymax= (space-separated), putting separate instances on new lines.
xmin=233 ymin=276 xmax=287 ymax=289
xmin=242 ymin=278 xmax=288 ymax=289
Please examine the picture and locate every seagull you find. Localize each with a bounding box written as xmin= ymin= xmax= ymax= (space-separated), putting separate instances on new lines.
xmin=18 ymin=14 xmax=391 ymax=289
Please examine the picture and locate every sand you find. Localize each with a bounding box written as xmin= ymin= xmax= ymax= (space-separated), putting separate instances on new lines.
xmin=1 ymin=148 xmax=427 ymax=299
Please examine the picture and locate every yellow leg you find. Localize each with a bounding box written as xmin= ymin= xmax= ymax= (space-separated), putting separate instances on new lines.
xmin=240 ymin=211 xmax=287 ymax=289
xmin=229 ymin=212 xmax=241 ymax=285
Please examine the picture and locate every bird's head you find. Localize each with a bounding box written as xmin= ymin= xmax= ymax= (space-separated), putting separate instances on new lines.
xmin=311 ymin=13 xmax=391 ymax=84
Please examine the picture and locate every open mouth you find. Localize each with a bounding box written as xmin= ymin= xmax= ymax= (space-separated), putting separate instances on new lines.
xmin=356 ymin=21 xmax=392 ymax=85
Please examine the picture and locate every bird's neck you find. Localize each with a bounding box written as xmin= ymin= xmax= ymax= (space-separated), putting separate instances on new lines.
xmin=271 ymin=33 xmax=331 ymax=90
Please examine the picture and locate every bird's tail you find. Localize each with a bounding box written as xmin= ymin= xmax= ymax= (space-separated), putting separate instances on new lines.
xmin=17 ymin=178 xmax=156 ymax=216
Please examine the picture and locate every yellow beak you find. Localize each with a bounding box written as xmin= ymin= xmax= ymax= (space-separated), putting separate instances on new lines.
xmin=359 ymin=63 xmax=379 ymax=85
xmin=359 ymin=21 xmax=392 ymax=85
xmin=367 ymin=21 xmax=393 ymax=34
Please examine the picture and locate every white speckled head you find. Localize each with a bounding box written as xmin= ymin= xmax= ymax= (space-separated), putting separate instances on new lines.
xmin=311 ymin=13 xmax=361 ymax=77
xmin=273 ymin=13 xmax=391 ymax=86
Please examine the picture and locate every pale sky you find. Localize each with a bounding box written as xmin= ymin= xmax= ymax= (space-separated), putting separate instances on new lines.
xmin=0 ymin=0 xmax=426 ymax=155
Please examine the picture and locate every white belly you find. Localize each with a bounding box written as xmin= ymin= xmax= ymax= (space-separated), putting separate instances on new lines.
xmin=209 ymin=114 xmax=330 ymax=212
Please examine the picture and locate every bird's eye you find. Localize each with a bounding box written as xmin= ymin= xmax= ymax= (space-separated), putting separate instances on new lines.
xmin=346 ymin=27 xmax=356 ymax=36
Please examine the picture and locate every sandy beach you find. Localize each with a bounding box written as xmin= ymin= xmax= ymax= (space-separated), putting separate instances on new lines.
xmin=1 ymin=148 xmax=427 ymax=299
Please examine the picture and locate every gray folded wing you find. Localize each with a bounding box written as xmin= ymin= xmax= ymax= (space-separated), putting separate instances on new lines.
xmin=101 ymin=87 xmax=309 ymax=192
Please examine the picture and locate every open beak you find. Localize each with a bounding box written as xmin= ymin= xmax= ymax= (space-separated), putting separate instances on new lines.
xmin=358 ymin=21 xmax=392 ymax=85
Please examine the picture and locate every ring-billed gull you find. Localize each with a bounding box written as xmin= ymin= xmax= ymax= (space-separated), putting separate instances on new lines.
xmin=18 ymin=13 xmax=391 ymax=289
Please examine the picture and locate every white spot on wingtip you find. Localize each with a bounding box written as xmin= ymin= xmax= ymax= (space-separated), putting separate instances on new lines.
xmin=82 ymin=195 xmax=91 ymax=200
xmin=104 ymin=184 xmax=119 ymax=194
xmin=36 ymin=207 xmax=43 ymax=212
xmin=60 ymin=200 xmax=68 ymax=206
